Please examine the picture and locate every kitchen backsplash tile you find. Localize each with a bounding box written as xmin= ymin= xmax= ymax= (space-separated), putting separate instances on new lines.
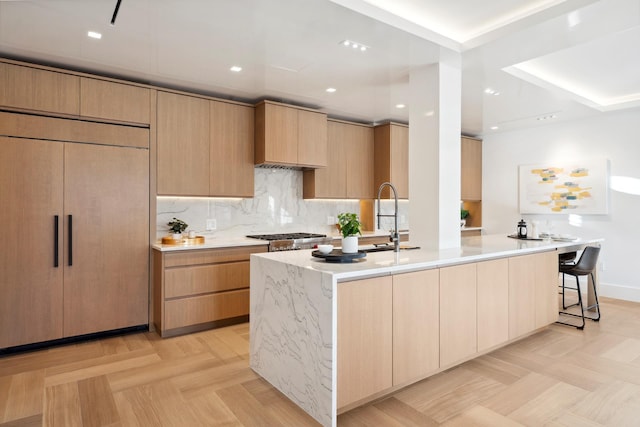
xmin=157 ymin=168 xmax=409 ymax=239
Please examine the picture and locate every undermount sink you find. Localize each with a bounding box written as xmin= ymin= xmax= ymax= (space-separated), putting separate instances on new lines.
xmin=360 ymin=245 xmax=420 ymax=253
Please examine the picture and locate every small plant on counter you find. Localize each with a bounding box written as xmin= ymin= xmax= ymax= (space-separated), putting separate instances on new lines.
xmin=337 ymin=212 xmax=362 ymax=238
xmin=461 ymin=209 xmax=469 ymax=220
xmin=168 ymin=217 xmax=188 ymax=234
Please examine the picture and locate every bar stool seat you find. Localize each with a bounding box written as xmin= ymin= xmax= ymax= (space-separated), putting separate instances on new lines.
xmin=556 ymin=246 xmax=601 ymax=330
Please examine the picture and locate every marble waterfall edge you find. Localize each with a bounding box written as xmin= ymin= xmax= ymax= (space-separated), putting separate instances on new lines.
xmin=250 ymin=255 xmax=335 ymax=427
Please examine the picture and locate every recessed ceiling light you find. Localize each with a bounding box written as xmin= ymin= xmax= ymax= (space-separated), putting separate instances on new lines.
xmin=484 ymin=88 xmax=500 ymax=96
xmin=87 ymin=31 xmax=102 ymax=39
xmin=230 ymin=66 xmax=242 ymax=72
xmin=326 ymin=87 xmax=337 ymax=93
xmin=490 ymin=126 xmax=499 ymax=130
xmin=339 ymin=39 xmax=370 ymax=52
xmin=536 ymin=114 xmax=557 ymax=121
xmin=395 ymin=104 xmax=406 ymax=109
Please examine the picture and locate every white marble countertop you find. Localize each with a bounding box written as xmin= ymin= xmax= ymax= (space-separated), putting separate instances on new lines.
xmin=151 ymin=236 xmax=269 ymax=252
xmin=251 ymin=234 xmax=603 ymax=281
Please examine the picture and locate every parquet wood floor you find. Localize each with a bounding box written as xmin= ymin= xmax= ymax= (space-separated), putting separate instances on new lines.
xmin=1 ymin=296 xmax=640 ymax=426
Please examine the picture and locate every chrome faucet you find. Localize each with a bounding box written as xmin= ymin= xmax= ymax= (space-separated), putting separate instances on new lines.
xmin=377 ymin=182 xmax=400 ymax=252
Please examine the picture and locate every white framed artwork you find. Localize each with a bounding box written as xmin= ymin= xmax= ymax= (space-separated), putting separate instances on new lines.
xmin=519 ymin=159 xmax=609 ymax=214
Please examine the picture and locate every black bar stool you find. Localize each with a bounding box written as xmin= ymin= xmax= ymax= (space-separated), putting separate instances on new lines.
xmin=559 ymin=251 xmax=577 ymax=309
xmin=556 ymin=246 xmax=601 ymax=330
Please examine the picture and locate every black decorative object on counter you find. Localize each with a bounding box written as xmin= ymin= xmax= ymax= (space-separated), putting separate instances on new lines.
xmin=311 ymin=249 xmax=366 ymax=263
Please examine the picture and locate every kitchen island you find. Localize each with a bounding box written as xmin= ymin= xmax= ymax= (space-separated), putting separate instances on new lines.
xmin=249 ymin=234 xmax=602 ymax=427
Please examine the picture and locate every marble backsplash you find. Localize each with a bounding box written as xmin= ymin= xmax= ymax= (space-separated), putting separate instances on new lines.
xmin=156 ymin=168 xmax=409 ymax=240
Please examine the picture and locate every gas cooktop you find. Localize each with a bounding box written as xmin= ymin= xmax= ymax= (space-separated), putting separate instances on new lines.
xmin=246 ymin=232 xmax=331 ymax=251
xmin=246 ymin=232 xmax=327 ymax=241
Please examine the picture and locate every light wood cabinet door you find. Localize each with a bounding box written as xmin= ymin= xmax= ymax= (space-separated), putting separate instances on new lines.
xmin=337 ymin=276 xmax=392 ymax=409
xmin=63 ymin=143 xmax=149 ymax=337
xmin=393 ymin=269 xmax=439 ymax=386
xmin=346 ymin=124 xmax=375 ymax=199
xmin=0 ymin=137 xmax=64 ymax=348
xmin=210 ymin=101 xmax=254 ymax=197
xmin=0 ymin=62 xmax=80 ymax=116
xmin=297 ymin=109 xmax=327 ymax=167
xmin=440 ymin=263 xmax=477 ymax=367
xmin=535 ymin=251 xmax=559 ymax=328
xmin=165 ymin=261 xmax=250 ymax=298
xmin=303 ymin=120 xmax=347 ymax=198
xmin=255 ymin=102 xmax=298 ymax=165
xmin=508 ymin=254 xmax=537 ymax=339
xmin=461 ymin=136 xmax=482 ymax=201
xmin=477 ymin=258 xmax=509 ymax=352
xmin=80 ymin=77 xmax=150 ymax=124
xmin=157 ymin=91 xmax=210 ymax=195
xmin=374 ymin=123 xmax=409 ymax=199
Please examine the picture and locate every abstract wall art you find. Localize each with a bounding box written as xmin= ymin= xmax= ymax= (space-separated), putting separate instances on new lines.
xmin=519 ymin=159 xmax=609 ymax=214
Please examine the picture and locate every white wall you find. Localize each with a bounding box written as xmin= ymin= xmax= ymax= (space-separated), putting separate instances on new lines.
xmin=482 ymin=109 xmax=640 ymax=301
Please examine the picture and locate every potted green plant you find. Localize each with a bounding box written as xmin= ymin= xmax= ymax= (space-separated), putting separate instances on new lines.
xmin=337 ymin=212 xmax=362 ymax=253
xmin=168 ymin=217 xmax=188 ymax=240
xmin=460 ymin=209 xmax=469 ymax=228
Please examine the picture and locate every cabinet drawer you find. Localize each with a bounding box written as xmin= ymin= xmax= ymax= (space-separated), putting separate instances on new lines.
xmin=164 ymin=289 xmax=249 ymax=330
xmin=163 ymin=245 xmax=266 ymax=267
xmin=165 ymin=261 xmax=249 ymax=298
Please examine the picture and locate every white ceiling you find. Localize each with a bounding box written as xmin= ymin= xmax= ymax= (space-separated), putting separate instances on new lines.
xmin=0 ymin=0 xmax=638 ymax=136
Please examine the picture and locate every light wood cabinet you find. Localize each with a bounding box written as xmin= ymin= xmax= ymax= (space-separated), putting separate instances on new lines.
xmin=255 ymin=101 xmax=327 ymax=168
xmin=157 ymin=92 xmax=255 ymax=197
xmin=303 ymin=120 xmax=373 ymax=199
xmin=477 ymin=258 xmax=509 ymax=352
xmin=63 ymin=143 xmax=149 ymax=337
xmin=393 ymin=269 xmax=439 ymax=386
xmin=0 ymin=61 xmax=80 ymax=116
xmin=337 ymin=276 xmax=392 ymax=409
xmin=157 ymin=91 xmax=210 ymax=196
xmin=210 ymin=101 xmax=255 ymax=197
xmin=80 ymin=77 xmax=150 ymax=124
xmin=0 ymin=137 xmax=64 ymax=349
xmin=461 ymin=136 xmax=482 ymax=201
xmin=374 ymin=123 xmax=409 ymax=199
xmin=535 ymin=251 xmax=560 ymax=328
xmin=347 ymin=124 xmax=375 ymax=199
xmin=440 ymin=263 xmax=477 ymax=367
xmin=508 ymin=251 xmax=558 ymax=339
xmin=0 ymin=134 xmax=149 ymax=349
xmin=303 ymin=120 xmax=347 ymax=198
xmin=153 ymin=245 xmax=267 ymax=337
xmin=297 ymin=108 xmax=328 ymax=167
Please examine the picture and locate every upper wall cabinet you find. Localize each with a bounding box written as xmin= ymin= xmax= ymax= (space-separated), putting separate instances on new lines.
xmin=157 ymin=91 xmax=210 ymax=196
xmin=209 ymin=100 xmax=255 ymax=197
xmin=374 ymin=123 xmax=408 ymax=199
xmin=255 ymin=101 xmax=327 ymax=168
xmin=303 ymin=120 xmax=373 ymax=199
xmin=0 ymin=61 xmax=80 ymax=116
xmin=157 ymin=91 xmax=255 ymax=197
xmin=461 ymin=136 xmax=482 ymax=201
xmin=80 ymin=77 xmax=150 ymax=125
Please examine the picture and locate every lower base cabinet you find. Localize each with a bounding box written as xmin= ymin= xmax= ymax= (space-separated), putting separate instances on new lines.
xmin=153 ymin=245 xmax=267 ymax=337
xmin=393 ymin=269 xmax=439 ymax=385
xmin=337 ymin=276 xmax=392 ymax=409
xmin=337 ymin=251 xmax=557 ymax=409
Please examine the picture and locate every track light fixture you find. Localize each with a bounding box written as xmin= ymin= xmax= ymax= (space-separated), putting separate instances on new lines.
xmin=110 ymin=0 xmax=122 ymax=26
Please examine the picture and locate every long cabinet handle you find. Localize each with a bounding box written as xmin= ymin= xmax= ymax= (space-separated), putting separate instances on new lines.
xmin=68 ymin=214 xmax=73 ymax=266
xmin=54 ymin=215 xmax=59 ymax=268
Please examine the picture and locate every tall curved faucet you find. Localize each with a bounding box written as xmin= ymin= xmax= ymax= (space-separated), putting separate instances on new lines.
xmin=377 ymin=182 xmax=400 ymax=252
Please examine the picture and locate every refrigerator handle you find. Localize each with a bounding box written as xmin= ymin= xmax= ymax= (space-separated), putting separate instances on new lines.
xmin=68 ymin=214 xmax=73 ymax=266
xmin=54 ymin=215 xmax=59 ymax=268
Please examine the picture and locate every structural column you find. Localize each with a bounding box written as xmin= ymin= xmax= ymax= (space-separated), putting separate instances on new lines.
xmin=408 ymin=58 xmax=462 ymax=249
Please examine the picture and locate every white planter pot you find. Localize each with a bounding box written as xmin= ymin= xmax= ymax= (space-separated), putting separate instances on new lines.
xmin=341 ymin=235 xmax=358 ymax=254
xmin=172 ymin=233 xmax=183 ymax=241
